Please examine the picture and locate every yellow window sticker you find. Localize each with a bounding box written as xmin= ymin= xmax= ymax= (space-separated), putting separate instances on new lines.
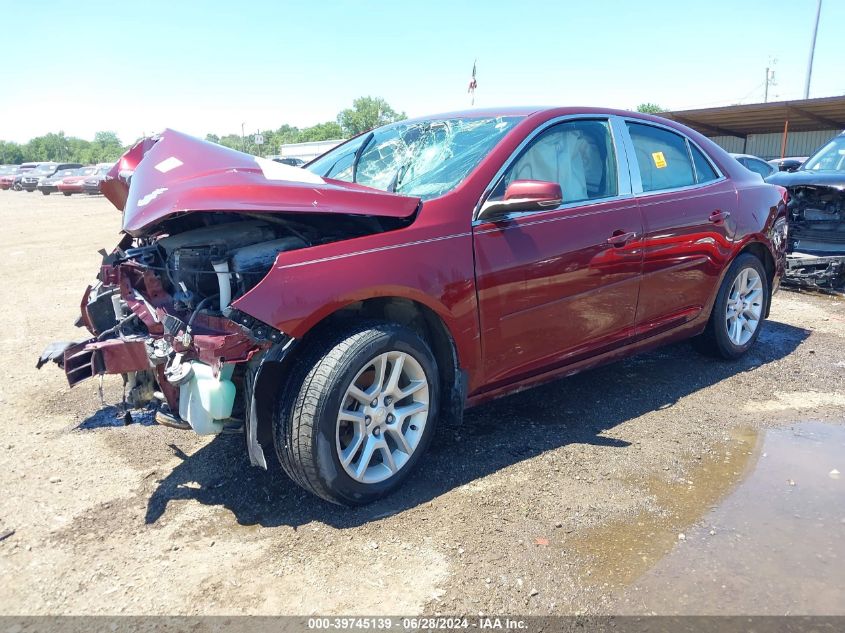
xmin=652 ymin=151 xmax=667 ymax=169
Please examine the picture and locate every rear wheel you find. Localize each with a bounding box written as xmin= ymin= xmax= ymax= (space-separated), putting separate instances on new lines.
xmin=41 ymin=190 xmax=50 ymax=196
xmin=274 ymin=323 xmax=439 ymax=505
xmin=62 ymin=192 xmax=72 ymax=197
xmin=694 ymin=253 xmax=768 ymax=359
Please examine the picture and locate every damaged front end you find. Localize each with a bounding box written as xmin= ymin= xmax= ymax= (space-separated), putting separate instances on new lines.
xmin=39 ymin=129 xmax=420 ymax=467
xmin=769 ymin=133 xmax=845 ymax=293
xmin=780 ymin=182 xmax=845 ymax=292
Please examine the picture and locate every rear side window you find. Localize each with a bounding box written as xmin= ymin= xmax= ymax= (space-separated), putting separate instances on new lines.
xmin=690 ymin=144 xmax=719 ymax=182
xmin=627 ymin=122 xmax=695 ymax=192
xmin=743 ymin=157 xmax=772 ymax=178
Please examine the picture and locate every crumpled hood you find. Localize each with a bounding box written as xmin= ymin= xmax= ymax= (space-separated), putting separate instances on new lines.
xmin=103 ymin=129 xmax=421 ymax=235
xmin=767 ymin=170 xmax=845 ymax=190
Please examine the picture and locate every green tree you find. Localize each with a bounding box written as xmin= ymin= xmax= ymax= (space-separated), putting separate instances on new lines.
xmin=337 ymin=96 xmax=406 ymax=136
xmin=205 ymin=133 xmax=220 ymax=144
xmin=218 ymin=134 xmax=245 ymax=152
xmin=86 ymin=131 xmax=124 ymax=163
xmin=636 ymin=103 xmax=665 ymax=114
xmin=299 ymin=121 xmax=343 ymax=142
xmin=0 ymin=141 xmax=24 ymax=164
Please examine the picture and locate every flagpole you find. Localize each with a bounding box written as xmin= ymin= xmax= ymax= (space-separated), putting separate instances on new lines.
xmin=468 ymin=59 xmax=477 ymax=107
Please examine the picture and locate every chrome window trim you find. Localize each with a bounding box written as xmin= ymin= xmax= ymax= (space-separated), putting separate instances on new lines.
xmin=621 ymin=117 xmax=726 ymax=198
xmin=472 ymin=114 xmax=634 ymax=224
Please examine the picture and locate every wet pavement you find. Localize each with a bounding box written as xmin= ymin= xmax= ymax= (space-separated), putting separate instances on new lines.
xmin=607 ymin=421 xmax=845 ymax=614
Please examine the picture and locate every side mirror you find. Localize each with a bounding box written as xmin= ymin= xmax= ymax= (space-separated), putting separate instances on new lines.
xmin=477 ymin=180 xmax=562 ymax=221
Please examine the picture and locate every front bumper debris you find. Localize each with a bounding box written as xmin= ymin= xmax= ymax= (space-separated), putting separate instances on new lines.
xmin=784 ymin=253 xmax=845 ymax=293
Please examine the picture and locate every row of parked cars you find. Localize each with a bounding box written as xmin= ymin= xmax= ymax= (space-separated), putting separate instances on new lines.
xmin=729 ymin=153 xmax=808 ymax=178
xmin=0 ymin=162 xmax=113 ymax=195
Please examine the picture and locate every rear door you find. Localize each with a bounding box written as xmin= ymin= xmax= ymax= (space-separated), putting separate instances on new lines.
xmin=472 ymin=116 xmax=643 ymax=388
xmin=623 ymin=120 xmax=736 ymax=337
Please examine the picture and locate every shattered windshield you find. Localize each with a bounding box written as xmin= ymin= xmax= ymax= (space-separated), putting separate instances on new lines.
xmin=307 ymin=116 xmax=523 ymax=199
xmin=803 ymin=135 xmax=845 ymax=172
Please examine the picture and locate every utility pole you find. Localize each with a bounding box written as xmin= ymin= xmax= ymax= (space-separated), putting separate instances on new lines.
xmin=764 ymin=62 xmax=776 ymax=103
xmin=804 ymin=0 xmax=822 ymax=99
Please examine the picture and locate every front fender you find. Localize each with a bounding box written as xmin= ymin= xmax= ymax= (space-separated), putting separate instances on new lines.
xmin=231 ymin=228 xmax=479 ymax=376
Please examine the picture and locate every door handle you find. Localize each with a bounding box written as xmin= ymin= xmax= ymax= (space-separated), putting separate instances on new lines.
xmin=709 ymin=210 xmax=731 ymax=223
xmin=607 ymin=231 xmax=637 ymax=247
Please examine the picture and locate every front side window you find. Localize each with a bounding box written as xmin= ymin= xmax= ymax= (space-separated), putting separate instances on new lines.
xmin=490 ymin=119 xmax=618 ymax=205
xmin=627 ymin=122 xmax=696 ymax=192
xmin=307 ymin=116 xmax=523 ymax=200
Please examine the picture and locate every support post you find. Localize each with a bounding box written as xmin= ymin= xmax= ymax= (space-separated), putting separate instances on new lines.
xmin=780 ymin=119 xmax=790 ymax=159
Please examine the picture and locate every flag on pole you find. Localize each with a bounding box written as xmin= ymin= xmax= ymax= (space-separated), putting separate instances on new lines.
xmin=468 ymin=59 xmax=477 ymax=105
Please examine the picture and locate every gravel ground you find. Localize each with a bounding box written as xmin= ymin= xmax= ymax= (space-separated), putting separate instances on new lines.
xmin=0 ymin=192 xmax=843 ymax=615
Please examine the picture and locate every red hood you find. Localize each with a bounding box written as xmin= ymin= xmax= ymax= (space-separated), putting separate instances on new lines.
xmin=103 ymin=129 xmax=421 ymax=235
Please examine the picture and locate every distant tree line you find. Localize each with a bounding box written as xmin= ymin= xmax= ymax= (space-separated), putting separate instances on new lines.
xmin=0 ymin=131 xmax=124 ymax=165
xmin=207 ymin=96 xmax=406 ymax=155
xmin=0 ymin=96 xmax=406 ymax=164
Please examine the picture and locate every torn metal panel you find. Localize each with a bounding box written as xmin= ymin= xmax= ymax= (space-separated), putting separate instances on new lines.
xmin=783 ymin=253 xmax=845 ymax=292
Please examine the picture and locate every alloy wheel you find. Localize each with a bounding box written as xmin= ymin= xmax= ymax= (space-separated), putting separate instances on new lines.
xmin=335 ymin=350 xmax=430 ymax=484
xmin=725 ymin=267 xmax=763 ymax=346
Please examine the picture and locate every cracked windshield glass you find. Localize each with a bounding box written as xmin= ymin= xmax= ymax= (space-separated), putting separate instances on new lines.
xmin=307 ymin=116 xmax=523 ymax=199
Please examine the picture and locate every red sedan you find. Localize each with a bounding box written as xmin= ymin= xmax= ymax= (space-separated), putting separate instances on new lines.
xmin=40 ymin=107 xmax=787 ymax=505
xmin=56 ymin=165 xmax=100 ymax=195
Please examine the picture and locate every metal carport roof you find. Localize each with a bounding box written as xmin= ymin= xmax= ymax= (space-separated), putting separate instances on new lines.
xmin=658 ymin=95 xmax=845 ymax=138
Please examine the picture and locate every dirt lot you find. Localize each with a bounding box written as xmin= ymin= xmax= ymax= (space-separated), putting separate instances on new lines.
xmin=1 ymin=192 xmax=844 ymax=615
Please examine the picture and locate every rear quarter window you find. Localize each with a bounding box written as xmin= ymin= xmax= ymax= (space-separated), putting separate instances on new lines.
xmin=690 ymin=144 xmax=719 ymax=183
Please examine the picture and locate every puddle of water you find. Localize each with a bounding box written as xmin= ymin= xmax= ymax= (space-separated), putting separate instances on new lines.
xmin=606 ymin=422 xmax=845 ymax=614
xmin=571 ymin=427 xmax=758 ymax=588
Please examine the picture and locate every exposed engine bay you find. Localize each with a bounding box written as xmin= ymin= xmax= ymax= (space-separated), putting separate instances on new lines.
xmin=784 ymin=185 xmax=845 ymax=292
xmin=769 ymin=132 xmax=845 ymax=293
xmin=35 ymin=128 xmax=423 ymax=470
xmin=37 ymin=209 xmax=411 ymax=468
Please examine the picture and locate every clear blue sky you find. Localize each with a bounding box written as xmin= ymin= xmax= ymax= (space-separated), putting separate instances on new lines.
xmin=1 ymin=0 xmax=842 ymax=144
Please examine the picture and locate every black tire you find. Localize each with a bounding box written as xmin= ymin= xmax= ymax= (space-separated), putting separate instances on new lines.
xmin=41 ymin=190 xmax=50 ymax=196
xmin=63 ymin=192 xmax=72 ymax=197
xmin=693 ymin=253 xmax=769 ymax=359
xmin=273 ymin=322 xmax=439 ymax=505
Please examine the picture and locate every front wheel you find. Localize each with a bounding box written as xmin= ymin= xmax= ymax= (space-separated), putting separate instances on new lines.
xmin=694 ymin=253 xmax=769 ymax=359
xmin=274 ymin=323 xmax=439 ymax=505
xmin=62 ymin=192 xmax=72 ymax=197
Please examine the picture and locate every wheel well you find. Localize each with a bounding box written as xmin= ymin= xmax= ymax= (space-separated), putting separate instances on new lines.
xmin=739 ymin=241 xmax=775 ymax=317
xmin=251 ymin=297 xmax=465 ymax=457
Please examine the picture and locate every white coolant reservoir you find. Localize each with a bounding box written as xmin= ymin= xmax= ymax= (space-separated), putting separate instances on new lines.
xmin=178 ymin=362 xmax=236 ymax=435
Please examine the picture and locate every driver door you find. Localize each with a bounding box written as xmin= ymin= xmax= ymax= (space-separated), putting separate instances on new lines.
xmin=472 ymin=118 xmax=643 ymax=388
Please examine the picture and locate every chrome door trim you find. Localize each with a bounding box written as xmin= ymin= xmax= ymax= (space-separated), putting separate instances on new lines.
xmin=619 ymin=117 xmax=727 ymax=198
